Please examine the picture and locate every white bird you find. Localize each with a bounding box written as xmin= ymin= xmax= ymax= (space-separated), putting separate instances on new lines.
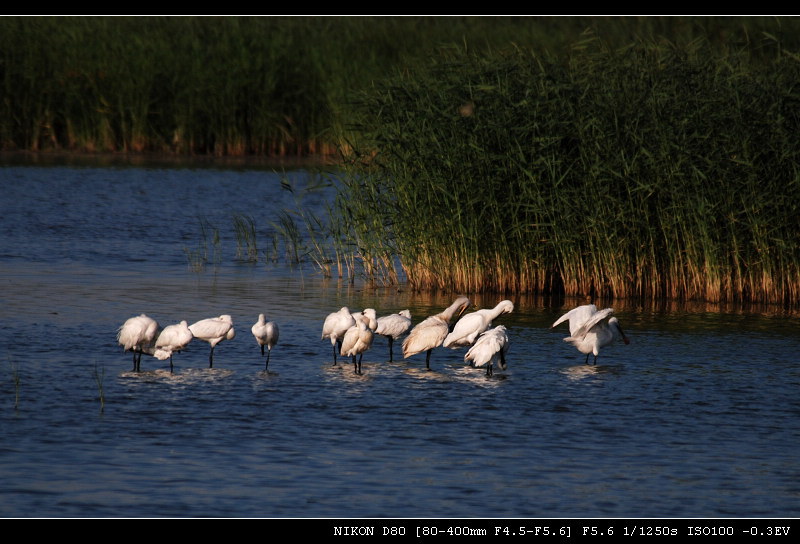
xmin=340 ymin=311 xmax=375 ymax=375
xmin=188 ymin=315 xmax=235 ymax=368
xmin=153 ymin=320 xmax=193 ymax=372
xmin=464 ymin=325 xmax=509 ymax=377
xmin=551 ymin=304 xmax=630 ymax=364
xmin=251 ymin=314 xmax=279 ymax=371
xmin=443 ymin=299 xmax=514 ymax=349
xmin=356 ymin=308 xmax=378 ymax=332
xmin=321 ymin=306 xmax=356 ymax=365
xmin=375 ymin=309 xmax=412 ymax=362
xmin=117 ymin=314 xmax=160 ymax=372
xmin=402 ymin=296 xmax=471 ymax=370
xmin=339 ymin=308 xmax=377 ymax=350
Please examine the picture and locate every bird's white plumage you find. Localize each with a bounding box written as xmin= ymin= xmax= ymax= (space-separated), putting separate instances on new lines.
xmin=340 ymin=312 xmax=375 ymax=374
xmin=252 ymin=313 xmax=279 ymax=370
xmin=358 ymin=308 xmax=378 ymax=332
xmin=189 ymin=314 xmax=235 ymax=346
xmin=376 ymin=309 xmax=412 ymax=338
xmin=340 ymin=309 xmax=377 ymax=352
xmin=117 ymin=314 xmax=158 ymax=352
xmin=375 ymin=309 xmax=412 ymax=362
xmin=552 ymin=304 xmax=629 ymax=364
xmin=443 ymin=299 xmax=514 ymax=348
xmin=402 ymin=296 xmax=470 ymax=369
xmin=118 ymin=314 xmax=160 ymax=371
xmin=464 ymin=325 xmax=509 ymax=376
xmin=551 ymin=304 xmax=602 ymax=336
xmin=189 ymin=315 xmax=235 ymax=367
xmin=117 ymin=314 xmax=159 ymax=352
xmin=322 ymin=307 xmax=356 ymax=341
xmin=153 ymin=320 xmax=193 ymax=371
xmin=322 ymin=306 xmax=356 ymax=364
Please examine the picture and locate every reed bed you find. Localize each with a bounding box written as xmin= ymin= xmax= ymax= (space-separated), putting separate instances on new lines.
xmin=8 ymin=17 xmax=800 ymax=304
xmin=2 ymin=17 xmax=797 ymax=157
xmin=334 ymin=36 xmax=800 ymax=304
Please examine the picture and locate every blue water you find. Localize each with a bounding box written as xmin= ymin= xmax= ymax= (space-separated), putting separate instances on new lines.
xmin=1 ymin=160 xmax=799 ymax=518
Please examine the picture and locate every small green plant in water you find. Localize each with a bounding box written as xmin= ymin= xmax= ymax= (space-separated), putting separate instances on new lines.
xmin=185 ymin=216 xmax=221 ymax=272
xmin=93 ymin=362 xmax=105 ymax=412
xmin=233 ymin=213 xmax=259 ymax=262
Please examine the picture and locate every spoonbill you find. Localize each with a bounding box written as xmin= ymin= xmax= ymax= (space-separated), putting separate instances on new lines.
xmin=153 ymin=320 xmax=193 ymax=372
xmin=402 ymin=296 xmax=471 ymax=370
xmin=117 ymin=314 xmax=160 ymax=372
xmin=322 ymin=306 xmax=356 ymax=365
xmin=189 ymin=315 xmax=235 ymax=368
xmin=551 ymin=304 xmax=630 ymax=364
xmin=443 ymin=299 xmax=514 ymax=349
xmin=356 ymin=308 xmax=378 ymax=332
xmin=340 ymin=311 xmax=375 ymax=375
xmin=464 ymin=325 xmax=509 ymax=377
xmin=375 ymin=309 xmax=412 ymax=362
xmin=251 ymin=314 xmax=279 ymax=370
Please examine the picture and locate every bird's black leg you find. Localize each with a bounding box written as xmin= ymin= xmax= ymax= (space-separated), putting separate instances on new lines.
xmin=352 ymin=355 xmax=358 ymax=374
xmin=261 ymin=345 xmax=265 ymax=357
xmin=584 ymin=353 xmax=590 ymax=365
xmin=486 ymin=363 xmax=493 ymax=377
xmin=169 ymin=355 xmax=174 ymax=374
xmin=388 ymin=338 xmax=394 ymax=362
xmin=333 ymin=341 xmax=340 ymax=366
xmin=209 ymin=346 xmax=215 ymax=368
xmin=425 ymin=350 xmax=432 ymax=370
xmin=265 ymin=350 xmax=271 ymax=371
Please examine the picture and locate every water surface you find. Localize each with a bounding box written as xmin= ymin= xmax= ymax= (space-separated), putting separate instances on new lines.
xmin=1 ymin=161 xmax=799 ymax=518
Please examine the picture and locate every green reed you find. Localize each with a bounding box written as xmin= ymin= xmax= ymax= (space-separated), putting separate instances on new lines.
xmin=3 ymin=17 xmax=797 ymax=156
xmin=333 ymin=35 xmax=800 ymax=304
xmin=185 ymin=216 xmax=220 ymax=271
xmin=233 ymin=213 xmax=259 ymax=262
xmin=93 ymin=362 xmax=105 ymax=412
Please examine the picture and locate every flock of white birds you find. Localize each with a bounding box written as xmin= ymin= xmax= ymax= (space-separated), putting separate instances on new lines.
xmin=117 ymin=297 xmax=629 ymax=377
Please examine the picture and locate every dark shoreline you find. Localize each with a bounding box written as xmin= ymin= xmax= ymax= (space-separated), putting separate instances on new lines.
xmin=0 ymin=150 xmax=340 ymax=170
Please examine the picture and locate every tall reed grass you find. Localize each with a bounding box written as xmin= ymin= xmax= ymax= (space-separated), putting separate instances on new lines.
xmin=333 ymin=36 xmax=800 ymax=304
xmin=2 ymin=17 xmax=797 ymax=156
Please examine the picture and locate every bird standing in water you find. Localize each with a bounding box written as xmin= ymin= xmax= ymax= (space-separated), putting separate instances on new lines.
xmin=443 ymin=299 xmax=514 ymax=349
xmin=153 ymin=320 xmax=193 ymax=373
xmin=252 ymin=314 xmax=279 ymax=371
xmin=464 ymin=325 xmax=509 ymax=377
xmin=189 ymin=315 xmax=235 ymax=368
xmin=375 ymin=309 xmax=412 ymax=362
xmin=551 ymin=304 xmax=630 ymax=364
xmin=322 ymin=306 xmax=356 ymax=366
xmin=117 ymin=314 xmax=160 ymax=372
xmin=340 ymin=311 xmax=375 ymax=375
xmin=402 ymin=296 xmax=471 ymax=370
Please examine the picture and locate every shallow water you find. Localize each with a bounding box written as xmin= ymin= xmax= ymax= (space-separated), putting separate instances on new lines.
xmin=1 ymin=161 xmax=799 ymax=518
